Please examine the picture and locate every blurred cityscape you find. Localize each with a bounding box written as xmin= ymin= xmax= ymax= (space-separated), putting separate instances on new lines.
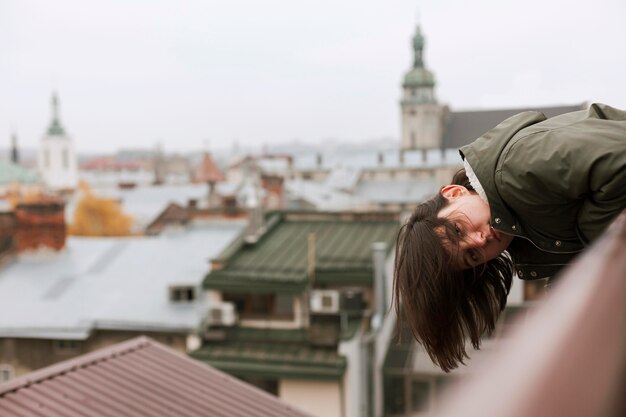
xmin=0 ymin=24 xmax=588 ymax=417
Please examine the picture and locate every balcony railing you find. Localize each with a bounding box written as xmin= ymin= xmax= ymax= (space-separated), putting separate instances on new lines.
xmin=433 ymin=211 xmax=626 ymax=417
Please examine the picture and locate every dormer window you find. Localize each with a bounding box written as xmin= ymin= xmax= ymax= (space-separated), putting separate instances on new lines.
xmin=170 ymin=285 xmax=197 ymax=303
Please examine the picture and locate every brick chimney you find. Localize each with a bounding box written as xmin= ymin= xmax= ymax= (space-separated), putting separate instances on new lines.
xmin=14 ymin=201 xmax=66 ymax=252
xmin=260 ymin=174 xmax=284 ymax=209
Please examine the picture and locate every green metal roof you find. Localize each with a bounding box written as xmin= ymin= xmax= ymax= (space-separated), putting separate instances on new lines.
xmin=191 ymin=328 xmax=347 ymax=380
xmin=46 ymin=93 xmax=67 ymax=136
xmin=403 ymin=67 xmax=435 ymax=88
xmin=403 ymin=25 xmax=436 ymax=89
xmin=47 ymin=119 xmax=66 ymax=136
xmin=204 ymin=213 xmax=400 ymax=293
xmin=0 ymin=161 xmax=40 ymax=185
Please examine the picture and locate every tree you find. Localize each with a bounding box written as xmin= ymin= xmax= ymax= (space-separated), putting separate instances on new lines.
xmin=68 ymin=182 xmax=134 ymax=236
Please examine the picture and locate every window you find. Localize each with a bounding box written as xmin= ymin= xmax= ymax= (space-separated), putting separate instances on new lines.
xmin=223 ymin=293 xmax=294 ymax=320
xmin=0 ymin=365 xmax=14 ymax=382
xmin=44 ymin=149 xmax=50 ymax=169
xmin=239 ymin=377 xmax=278 ymax=395
xmin=411 ymin=380 xmax=430 ymax=412
xmin=62 ymin=149 xmax=69 ymax=169
xmin=53 ymin=340 xmax=81 ymax=353
xmin=170 ymin=286 xmax=197 ymax=303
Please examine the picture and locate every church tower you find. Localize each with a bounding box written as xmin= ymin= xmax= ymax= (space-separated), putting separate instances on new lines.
xmin=37 ymin=92 xmax=78 ymax=191
xmin=400 ymin=25 xmax=445 ymax=150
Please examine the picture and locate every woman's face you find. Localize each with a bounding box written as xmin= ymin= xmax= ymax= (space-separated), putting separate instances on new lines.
xmin=437 ymin=185 xmax=513 ymax=269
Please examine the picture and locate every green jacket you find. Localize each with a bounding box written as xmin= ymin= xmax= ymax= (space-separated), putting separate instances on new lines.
xmin=460 ymin=103 xmax=626 ymax=280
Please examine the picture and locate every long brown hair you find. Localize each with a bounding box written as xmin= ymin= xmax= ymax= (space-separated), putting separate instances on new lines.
xmin=393 ymin=169 xmax=513 ymax=372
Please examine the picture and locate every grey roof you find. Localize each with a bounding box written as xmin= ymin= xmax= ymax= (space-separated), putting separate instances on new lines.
xmin=294 ymin=148 xmax=460 ymax=171
xmin=0 ymin=336 xmax=313 ymax=417
xmin=442 ymin=104 xmax=586 ymax=149
xmin=66 ymin=183 xmax=211 ymax=231
xmin=0 ymin=221 xmax=245 ymax=339
xmin=285 ymin=178 xmax=438 ymax=210
xmin=285 ymin=180 xmax=365 ymax=211
xmin=353 ymin=179 xmax=438 ymax=204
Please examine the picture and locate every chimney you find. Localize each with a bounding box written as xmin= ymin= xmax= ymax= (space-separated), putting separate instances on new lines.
xmin=316 ymin=153 xmax=323 ymax=168
xmin=261 ymin=174 xmax=284 ymax=209
xmin=242 ymin=167 xmax=264 ymax=243
xmin=378 ymin=152 xmax=384 ymax=166
xmin=14 ymin=200 xmax=66 ymax=252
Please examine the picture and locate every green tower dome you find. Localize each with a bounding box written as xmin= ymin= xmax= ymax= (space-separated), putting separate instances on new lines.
xmin=402 ymin=25 xmax=436 ymax=88
xmin=46 ymin=92 xmax=67 ymax=136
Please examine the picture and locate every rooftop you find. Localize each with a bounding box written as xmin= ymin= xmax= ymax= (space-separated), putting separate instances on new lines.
xmin=0 ymin=336 xmax=313 ymax=417
xmin=192 ymin=328 xmax=350 ymax=380
xmin=442 ymin=104 xmax=586 ymax=149
xmin=204 ymin=212 xmax=400 ymax=293
xmin=0 ymin=221 xmax=245 ymax=339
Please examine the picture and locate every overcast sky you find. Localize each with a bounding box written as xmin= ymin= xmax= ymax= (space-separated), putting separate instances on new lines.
xmin=1 ymin=0 xmax=625 ymax=154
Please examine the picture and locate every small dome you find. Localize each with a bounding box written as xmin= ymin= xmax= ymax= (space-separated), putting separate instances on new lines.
xmin=403 ymin=67 xmax=435 ymax=88
xmin=47 ymin=119 xmax=66 ymax=136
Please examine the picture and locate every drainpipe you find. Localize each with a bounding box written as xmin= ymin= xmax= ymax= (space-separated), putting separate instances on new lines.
xmin=360 ymin=241 xmax=388 ymax=417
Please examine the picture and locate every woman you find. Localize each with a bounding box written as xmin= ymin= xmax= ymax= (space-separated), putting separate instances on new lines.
xmin=393 ymin=103 xmax=626 ymax=372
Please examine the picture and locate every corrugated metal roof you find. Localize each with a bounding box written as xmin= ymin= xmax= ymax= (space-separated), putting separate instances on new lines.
xmin=204 ymin=214 xmax=399 ymax=292
xmin=191 ymin=328 xmax=348 ymax=380
xmin=442 ymin=104 xmax=586 ymax=149
xmin=0 ymin=221 xmax=245 ymax=338
xmin=0 ymin=336 xmax=313 ymax=417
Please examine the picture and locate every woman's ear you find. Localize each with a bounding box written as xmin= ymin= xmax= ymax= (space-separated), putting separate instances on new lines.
xmin=440 ymin=185 xmax=468 ymax=201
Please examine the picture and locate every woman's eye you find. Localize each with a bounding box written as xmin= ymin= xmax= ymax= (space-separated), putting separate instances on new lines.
xmin=454 ymin=224 xmax=463 ymax=237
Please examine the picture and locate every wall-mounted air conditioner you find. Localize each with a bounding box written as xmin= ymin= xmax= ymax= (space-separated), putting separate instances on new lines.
xmin=206 ymin=301 xmax=238 ymax=327
xmin=310 ymin=290 xmax=340 ymax=314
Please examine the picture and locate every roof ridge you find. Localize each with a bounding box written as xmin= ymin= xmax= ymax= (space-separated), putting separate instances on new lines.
xmin=0 ymin=336 xmax=152 ymax=396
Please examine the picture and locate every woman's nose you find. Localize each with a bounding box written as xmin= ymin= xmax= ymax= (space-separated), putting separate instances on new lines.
xmin=469 ymin=231 xmax=487 ymax=246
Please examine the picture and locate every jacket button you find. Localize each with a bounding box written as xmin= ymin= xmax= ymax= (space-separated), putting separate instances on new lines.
xmin=555 ymin=240 xmax=562 ymax=247
xmin=530 ymin=271 xmax=538 ymax=277
xmin=494 ymin=218 xmax=502 ymax=224
xmin=517 ymin=270 xmax=524 ymax=277
xmin=511 ymin=225 xmax=517 ymax=231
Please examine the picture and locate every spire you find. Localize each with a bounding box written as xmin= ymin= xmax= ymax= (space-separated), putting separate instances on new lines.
xmin=412 ymin=25 xmax=425 ymax=68
xmin=402 ymin=24 xmax=436 ymax=93
xmin=11 ymin=131 xmax=19 ymax=164
xmin=47 ymin=92 xmax=66 ymax=136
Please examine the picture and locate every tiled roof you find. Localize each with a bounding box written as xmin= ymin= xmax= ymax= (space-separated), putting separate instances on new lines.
xmin=192 ymin=328 xmax=347 ymax=380
xmin=0 ymin=336 xmax=312 ymax=417
xmin=194 ymin=152 xmax=225 ymax=183
xmin=205 ymin=212 xmax=400 ymax=292
xmin=442 ymin=104 xmax=586 ymax=149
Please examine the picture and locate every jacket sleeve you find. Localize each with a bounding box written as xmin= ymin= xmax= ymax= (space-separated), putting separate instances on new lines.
xmin=576 ymin=104 xmax=626 ymax=243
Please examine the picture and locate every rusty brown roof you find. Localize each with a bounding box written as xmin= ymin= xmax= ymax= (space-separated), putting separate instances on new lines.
xmin=194 ymin=152 xmax=225 ymax=183
xmin=0 ymin=336 xmax=313 ymax=417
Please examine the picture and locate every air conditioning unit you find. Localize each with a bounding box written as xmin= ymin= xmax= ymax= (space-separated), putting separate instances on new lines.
xmin=310 ymin=290 xmax=340 ymax=314
xmin=206 ymin=302 xmax=238 ymax=327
